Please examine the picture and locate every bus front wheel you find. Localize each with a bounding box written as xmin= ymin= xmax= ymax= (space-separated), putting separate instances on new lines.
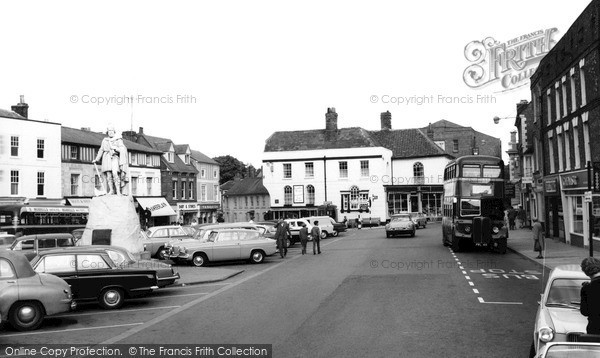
xmin=451 ymin=233 xmax=460 ymax=252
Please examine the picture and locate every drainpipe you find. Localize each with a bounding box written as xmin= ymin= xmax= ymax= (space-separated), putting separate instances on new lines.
xmin=323 ymin=156 xmax=328 ymax=201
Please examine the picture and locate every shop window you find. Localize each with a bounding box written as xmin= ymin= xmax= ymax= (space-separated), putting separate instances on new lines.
xmin=284 ymin=186 xmax=292 ymax=205
xmin=571 ymin=196 xmax=583 ymax=234
xmin=307 ymin=185 xmax=315 ymax=205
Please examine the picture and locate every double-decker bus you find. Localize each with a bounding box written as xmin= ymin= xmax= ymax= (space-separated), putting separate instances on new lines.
xmin=442 ymin=155 xmax=508 ymax=253
xmin=0 ymin=203 xmax=87 ymax=236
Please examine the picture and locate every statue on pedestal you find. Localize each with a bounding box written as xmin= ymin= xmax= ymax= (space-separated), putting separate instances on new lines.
xmin=92 ymin=125 xmax=129 ymax=195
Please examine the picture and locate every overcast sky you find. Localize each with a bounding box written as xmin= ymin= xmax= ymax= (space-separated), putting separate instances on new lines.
xmin=0 ymin=0 xmax=591 ymax=167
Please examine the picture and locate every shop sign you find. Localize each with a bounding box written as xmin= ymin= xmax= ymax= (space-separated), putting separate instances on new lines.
xmin=177 ymin=203 xmax=199 ymax=211
xmin=560 ymin=171 xmax=588 ymax=190
xmin=505 ymin=182 xmax=515 ymax=198
xmin=293 ymin=185 xmax=304 ymax=203
xmin=544 ymin=179 xmax=558 ymax=194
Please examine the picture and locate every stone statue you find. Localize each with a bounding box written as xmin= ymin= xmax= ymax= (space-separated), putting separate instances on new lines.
xmin=92 ymin=125 xmax=129 ymax=195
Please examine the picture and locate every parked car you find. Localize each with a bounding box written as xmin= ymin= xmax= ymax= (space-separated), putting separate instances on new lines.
xmin=54 ymin=245 xmax=180 ymax=288
xmin=30 ymin=248 xmax=159 ymax=309
xmin=71 ymin=228 xmax=84 ymax=243
xmin=9 ymin=233 xmax=76 ymax=261
xmin=168 ymin=228 xmax=277 ymax=267
xmin=285 ymin=219 xmax=314 ymax=244
xmin=330 ymin=219 xmax=347 ymax=236
xmin=385 ymin=214 xmax=416 ymax=238
xmin=412 ymin=213 xmax=428 ymax=229
xmin=167 ymin=222 xmax=265 ymax=249
xmin=530 ymin=265 xmax=589 ymax=358
xmin=0 ymin=233 xmax=16 ymax=250
xmin=144 ymin=225 xmax=192 ymax=259
xmin=0 ymin=250 xmax=75 ymax=331
xmin=304 ymin=216 xmax=335 ymax=238
xmin=537 ymin=342 xmax=600 ymax=358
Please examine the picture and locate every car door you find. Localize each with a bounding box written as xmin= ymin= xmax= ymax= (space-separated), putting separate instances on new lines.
xmin=33 ymin=254 xmax=80 ymax=296
xmin=238 ymin=231 xmax=261 ymax=258
xmin=0 ymin=258 xmax=19 ymax=313
xmin=169 ymin=227 xmax=189 ymax=239
xmin=212 ymin=231 xmax=241 ymax=261
xmin=75 ymin=254 xmax=113 ymax=299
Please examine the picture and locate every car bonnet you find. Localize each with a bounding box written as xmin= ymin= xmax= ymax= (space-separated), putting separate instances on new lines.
xmin=546 ymin=307 xmax=587 ymax=334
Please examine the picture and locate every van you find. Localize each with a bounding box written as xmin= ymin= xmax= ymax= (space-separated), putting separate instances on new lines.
xmin=9 ymin=233 xmax=76 ymax=261
xmin=304 ymin=216 xmax=335 ymax=238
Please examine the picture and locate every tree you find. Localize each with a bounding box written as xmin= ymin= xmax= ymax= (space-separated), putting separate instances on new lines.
xmin=213 ymin=155 xmax=247 ymax=185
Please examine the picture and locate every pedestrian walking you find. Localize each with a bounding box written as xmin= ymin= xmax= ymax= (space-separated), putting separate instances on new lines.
xmin=508 ymin=207 xmax=517 ymax=230
xmin=311 ymin=220 xmax=321 ymax=255
xmin=580 ymin=257 xmax=600 ymax=334
xmin=357 ymin=215 xmax=363 ymax=230
xmin=275 ymin=219 xmax=291 ymax=258
xmin=532 ymin=219 xmax=545 ymax=259
xmin=299 ymin=222 xmax=309 ymax=255
xmin=517 ymin=205 xmax=526 ymax=228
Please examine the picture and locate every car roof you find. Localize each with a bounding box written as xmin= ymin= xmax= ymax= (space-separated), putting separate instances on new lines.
xmin=201 ymin=222 xmax=259 ymax=229
xmin=208 ymin=228 xmax=260 ymax=233
xmin=0 ymin=250 xmax=36 ymax=278
xmin=148 ymin=225 xmax=182 ymax=231
xmin=549 ymin=265 xmax=589 ymax=279
xmin=17 ymin=233 xmax=74 ymax=240
xmin=34 ymin=247 xmax=110 ymax=255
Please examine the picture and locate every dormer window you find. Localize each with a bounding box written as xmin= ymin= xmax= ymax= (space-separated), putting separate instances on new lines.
xmin=185 ymin=154 xmax=190 ymax=165
xmin=166 ymin=152 xmax=174 ymax=163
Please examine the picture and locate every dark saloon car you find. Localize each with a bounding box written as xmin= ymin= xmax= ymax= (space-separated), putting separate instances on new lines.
xmin=30 ymin=248 xmax=159 ymax=309
xmin=0 ymin=250 xmax=75 ymax=331
xmin=9 ymin=233 xmax=76 ymax=261
xmin=79 ymin=245 xmax=180 ymax=288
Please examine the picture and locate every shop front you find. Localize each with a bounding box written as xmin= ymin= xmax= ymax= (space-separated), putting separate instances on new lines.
xmin=177 ymin=203 xmax=198 ymax=225
xmin=560 ymin=170 xmax=588 ymax=247
xmin=385 ymin=185 xmax=443 ymax=220
xmin=544 ymin=176 xmax=564 ymax=241
xmin=198 ymin=203 xmax=220 ymax=224
xmin=135 ymin=197 xmax=176 ymax=227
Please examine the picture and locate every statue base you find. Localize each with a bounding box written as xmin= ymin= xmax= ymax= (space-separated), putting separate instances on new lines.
xmin=80 ymin=195 xmax=144 ymax=255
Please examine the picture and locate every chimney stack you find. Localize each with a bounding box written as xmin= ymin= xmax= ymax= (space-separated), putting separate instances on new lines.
xmin=509 ymin=130 xmax=517 ymax=150
xmin=139 ymin=127 xmax=144 ymax=134
xmin=11 ymin=95 xmax=29 ymax=118
xmin=380 ymin=111 xmax=392 ymax=130
xmin=325 ymin=107 xmax=338 ymax=131
xmin=426 ymin=123 xmax=434 ymax=139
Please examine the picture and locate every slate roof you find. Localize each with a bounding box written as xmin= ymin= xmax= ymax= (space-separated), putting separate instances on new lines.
xmin=191 ymin=149 xmax=218 ymax=165
xmin=61 ymin=127 xmax=162 ymax=153
xmin=264 ymin=127 xmax=379 ymax=152
xmin=174 ymin=144 xmax=190 ymax=154
xmin=225 ymin=177 xmax=269 ymax=196
xmin=264 ymin=126 xmax=449 ymax=159
xmin=427 ymin=119 xmax=465 ymax=129
xmin=138 ymin=134 xmax=197 ymax=174
xmin=368 ymin=128 xmax=450 ymax=158
xmin=0 ymin=108 xmax=24 ymax=119
xmin=220 ymin=180 xmax=236 ymax=192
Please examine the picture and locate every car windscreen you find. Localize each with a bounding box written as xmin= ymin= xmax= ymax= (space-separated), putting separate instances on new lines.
xmin=546 ymin=278 xmax=588 ymax=307
xmin=391 ymin=216 xmax=410 ymax=222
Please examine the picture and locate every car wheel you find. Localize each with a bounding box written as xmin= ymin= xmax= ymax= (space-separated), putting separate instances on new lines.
xmin=529 ymin=341 xmax=536 ymax=358
xmin=250 ymin=250 xmax=265 ymax=264
xmin=157 ymin=247 xmax=168 ymax=260
xmin=192 ymin=253 xmax=208 ymax=267
xmin=332 ymin=231 xmax=339 ymax=237
xmin=99 ymin=288 xmax=124 ymax=309
xmin=286 ymin=238 xmax=294 ymax=247
xmin=9 ymin=301 xmax=44 ymax=331
xmin=320 ymin=231 xmax=327 ymax=239
xmin=497 ymin=238 xmax=507 ymax=254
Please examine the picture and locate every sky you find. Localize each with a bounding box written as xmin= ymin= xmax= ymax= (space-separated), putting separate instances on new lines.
xmin=0 ymin=0 xmax=592 ymax=167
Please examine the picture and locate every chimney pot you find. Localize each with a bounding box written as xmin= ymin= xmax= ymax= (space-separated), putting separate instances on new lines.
xmin=11 ymin=95 xmax=29 ymax=118
xmin=139 ymin=127 xmax=144 ymax=134
xmin=380 ymin=111 xmax=392 ymax=130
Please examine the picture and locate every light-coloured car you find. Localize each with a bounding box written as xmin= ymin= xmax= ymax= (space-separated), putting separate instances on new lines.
xmin=166 ymin=223 xmax=265 ymax=250
xmin=144 ymin=225 xmax=192 ymax=259
xmin=385 ymin=214 xmax=415 ymax=238
xmin=169 ymin=228 xmax=277 ymax=267
xmin=530 ymin=265 xmax=589 ymax=358
xmin=412 ymin=213 xmax=428 ymax=229
xmin=285 ymin=219 xmax=314 ymax=243
xmin=0 ymin=233 xmax=16 ymax=250
xmin=538 ymin=342 xmax=600 ymax=358
xmin=9 ymin=233 xmax=76 ymax=261
xmin=0 ymin=250 xmax=75 ymax=331
xmin=304 ymin=216 xmax=335 ymax=238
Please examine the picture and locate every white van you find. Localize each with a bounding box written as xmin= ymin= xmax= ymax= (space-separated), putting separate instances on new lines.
xmin=304 ymin=216 xmax=335 ymax=239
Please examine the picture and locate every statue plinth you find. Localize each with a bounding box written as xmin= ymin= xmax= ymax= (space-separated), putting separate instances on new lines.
xmin=80 ymin=195 xmax=143 ymax=254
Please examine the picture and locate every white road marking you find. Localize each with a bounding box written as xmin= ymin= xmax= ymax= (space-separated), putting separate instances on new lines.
xmin=459 ymin=266 xmax=464 ymax=269
xmin=462 ymin=271 xmax=467 ymax=275
xmin=478 ymin=297 xmax=484 ymax=303
xmin=468 ymin=281 xmax=474 ymax=286
xmin=0 ymin=323 xmax=143 ymax=338
xmin=54 ymin=306 xmax=181 ymax=318
xmin=131 ymin=292 xmax=209 ymax=300
xmin=465 ymin=276 xmax=471 ymax=280
xmin=473 ymin=289 xmax=479 ymax=294
xmin=482 ymin=301 xmax=523 ymax=305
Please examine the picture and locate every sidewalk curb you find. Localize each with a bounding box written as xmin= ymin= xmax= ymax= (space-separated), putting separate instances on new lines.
xmin=507 ymin=245 xmax=551 ymax=271
xmin=172 ymin=269 xmax=245 ymax=287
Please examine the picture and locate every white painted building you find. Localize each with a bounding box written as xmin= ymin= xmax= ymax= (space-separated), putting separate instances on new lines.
xmin=263 ymin=109 xmax=453 ymax=222
xmin=0 ymin=99 xmax=62 ymax=200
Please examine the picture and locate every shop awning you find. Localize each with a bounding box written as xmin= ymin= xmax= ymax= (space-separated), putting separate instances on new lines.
xmin=66 ymin=198 xmax=92 ymax=207
xmin=135 ymin=197 xmax=177 ymax=217
xmin=20 ymin=206 xmax=88 ymax=214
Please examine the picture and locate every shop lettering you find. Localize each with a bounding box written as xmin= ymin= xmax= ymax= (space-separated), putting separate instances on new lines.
xmin=148 ymin=202 xmax=167 ymax=211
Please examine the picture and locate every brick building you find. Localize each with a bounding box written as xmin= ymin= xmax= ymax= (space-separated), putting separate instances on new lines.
xmin=530 ymin=0 xmax=600 ymax=248
xmin=421 ymin=120 xmax=502 ymax=158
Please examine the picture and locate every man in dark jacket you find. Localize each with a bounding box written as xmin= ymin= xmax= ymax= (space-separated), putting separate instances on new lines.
xmin=311 ymin=220 xmax=321 ymax=255
xmin=580 ymin=257 xmax=600 ymax=334
xmin=275 ymin=219 xmax=291 ymax=258
xmin=299 ymin=222 xmax=309 ymax=255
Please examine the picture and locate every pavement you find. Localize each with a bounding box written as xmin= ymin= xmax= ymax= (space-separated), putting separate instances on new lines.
xmin=507 ymin=226 xmax=599 ymax=270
